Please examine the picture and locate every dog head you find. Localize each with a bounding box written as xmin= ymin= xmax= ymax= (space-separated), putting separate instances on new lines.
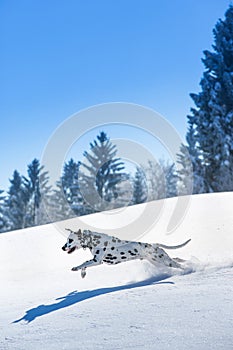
xmin=62 ymin=229 xmax=82 ymax=254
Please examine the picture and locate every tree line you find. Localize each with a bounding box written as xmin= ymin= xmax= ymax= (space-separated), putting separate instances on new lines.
xmin=0 ymin=131 xmax=178 ymax=233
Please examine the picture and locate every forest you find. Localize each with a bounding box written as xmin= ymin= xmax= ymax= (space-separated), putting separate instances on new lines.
xmin=1 ymin=5 xmax=233 ymax=233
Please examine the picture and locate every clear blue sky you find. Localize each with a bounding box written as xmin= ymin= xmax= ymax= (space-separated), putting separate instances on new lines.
xmin=0 ymin=0 xmax=231 ymax=191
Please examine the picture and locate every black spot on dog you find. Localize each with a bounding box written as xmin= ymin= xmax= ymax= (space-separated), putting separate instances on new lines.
xmin=121 ymin=256 xmax=127 ymax=259
xmin=134 ymin=249 xmax=138 ymax=253
xmin=104 ymin=241 xmax=108 ymax=247
xmin=103 ymin=259 xmax=111 ymax=264
xmin=111 ymin=247 xmax=115 ymax=250
xmin=159 ymin=254 xmax=164 ymax=258
xmin=103 ymin=247 xmax=106 ymax=251
xmin=169 ymin=263 xmax=172 ymax=267
xmin=107 ymin=254 xmax=112 ymax=257
xmin=128 ymin=250 xmax=132 ymax=253
xmin=96 ymin=250 xmax=100 ymax=254
xmin=120 ymin=252 xmax=125 ymax=255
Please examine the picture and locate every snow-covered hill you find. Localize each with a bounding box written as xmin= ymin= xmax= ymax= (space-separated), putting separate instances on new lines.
xmin=0 ymin=193 xmax=233 ymax=350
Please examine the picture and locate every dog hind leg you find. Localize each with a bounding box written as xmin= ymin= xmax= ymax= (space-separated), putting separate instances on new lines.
xmin=146 ymin=248 xmax=182 ymax=269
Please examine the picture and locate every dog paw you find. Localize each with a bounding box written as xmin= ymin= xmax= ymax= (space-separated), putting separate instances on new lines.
xmin=81 ymin=269 xmax=86 ymax=278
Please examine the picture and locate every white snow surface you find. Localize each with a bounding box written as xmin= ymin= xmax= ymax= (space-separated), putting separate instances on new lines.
xmin=0 ymin=192 xmax=233 ymax=350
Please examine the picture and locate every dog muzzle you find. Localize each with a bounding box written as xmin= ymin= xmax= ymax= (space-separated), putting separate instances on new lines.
xmin=62 ymin=245 xmax=76 ymax=254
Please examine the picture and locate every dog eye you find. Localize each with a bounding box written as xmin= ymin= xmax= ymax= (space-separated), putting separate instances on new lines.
xmin=68 ymin=239 xmax=73 ymax=244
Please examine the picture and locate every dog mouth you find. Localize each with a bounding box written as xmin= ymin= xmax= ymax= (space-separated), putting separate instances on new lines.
xmin=67 ymin=247 xmax=76 ymax=254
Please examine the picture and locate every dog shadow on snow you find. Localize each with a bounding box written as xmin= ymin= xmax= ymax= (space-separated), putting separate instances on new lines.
xmin=12 ymin=273 xmax=174 ymax=324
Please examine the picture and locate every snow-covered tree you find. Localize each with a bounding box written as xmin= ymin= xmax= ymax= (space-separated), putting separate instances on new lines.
xmin=61 ymin=159 xmax=84 ymax=215
xmin=144 ymin=160 xmax=166 ymax=201
xmin=36 ymin=169 xmax=52 ymax=225
xmin=143 ymin=160 xmax=178 ymax=201
xmin=79 ymin=131 xmax=129 ymax=211
xmin=177 ymin=142 xmax=195 ymax=195
xmin=49 ymin=159 xmax=84 ymax=220
xmin=49 ymin=180 xmax=75 ymax=222
xmin=132 ymin=167 xmax=148 ymax=205
xmin=4 ymin=171 xmax=28 ymax=230
xmin=164 ymin=162 xmax=178 ymax=198
xmin=185 ymin=5 xmax=233 ymax=192
xmin=24 ymin=159 xmax=52 ymax=226
xmin=0 ymin=189 xmax=6 ymax=232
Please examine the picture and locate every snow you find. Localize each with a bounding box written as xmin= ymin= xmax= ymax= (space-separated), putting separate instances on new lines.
xmin=0 ymin=192 xmax=233 ymax=350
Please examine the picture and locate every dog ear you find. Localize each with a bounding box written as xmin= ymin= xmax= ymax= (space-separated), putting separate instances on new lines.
xmin=65 ymin=228 xmax=73 ymax=234
xmin=75 ymin=229 xmax=82 ymax=235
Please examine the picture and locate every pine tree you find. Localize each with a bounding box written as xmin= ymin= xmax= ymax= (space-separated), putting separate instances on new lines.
xmin=0 ymin=189 xmax=6 ymax=232
xmin=164 ymin=162 xmax=178 ymax=198
xmin=61 ymin=159 xmax=84 ymax=215
xmin=79 ymin=131 xmax=128 ymax=211
xmin=24 ymin=159 xmax=52 ymax=226
xmin=185 ymin=5 xmax=233 ymax=192
xmin=49 ymin=180 xmax=75 ymax=222
xmin=36 ymin=170 xmax=52 ymax=225
xmin=132 ymin=167 xmax=148 ymax=205
xmin=177 ymin=143 xmax=194 ymax=195
xmin=143 ymin=160 xmax=178 ymax=200
xmin=49 ymin=159 xmax=84 ymax=220
xmin=144 ymin=160 xmax=166 ymax=201
xmin=4 ymin=171 xmax=28 ymax=230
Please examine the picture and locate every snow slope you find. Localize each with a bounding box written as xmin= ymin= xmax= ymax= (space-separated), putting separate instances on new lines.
xmin=0 ymin=193 xmax=233 ymax=350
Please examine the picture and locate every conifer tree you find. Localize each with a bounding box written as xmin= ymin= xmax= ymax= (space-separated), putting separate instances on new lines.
xmin=36 ymin=170 xmax=52 ymax=225
xmin=132 ymin=167 xmax=148 ymax=205
xmin=79 ymin=131 xmax=128 ymax=211
xmin=61 ymin=159 xmax=84 ymax=215
xmin=0 ymin=189 xmax=6 ymax=232
xmin=164 ymin=162 xmax=178 ymax=198
xmin=24 ymin=159 xmax=51 ymax=226
xmin=4 ymin=171 xmax=28 ymax=230
xmin=49 ymin=180 xmax=75 ymax=222
xmin=185 ymin=5 xmax=233 ymax=192
xmin=177 ymin=143 xmax=194 ymax=195
xmin=144 ymin=160 xmax=166 ymax=201
xmin=50 ymin=159 xmax=84 ymax=220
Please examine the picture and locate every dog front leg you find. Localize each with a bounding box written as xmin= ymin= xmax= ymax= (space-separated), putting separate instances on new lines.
xmin=71 ymin=257 xmax=102 ymax=278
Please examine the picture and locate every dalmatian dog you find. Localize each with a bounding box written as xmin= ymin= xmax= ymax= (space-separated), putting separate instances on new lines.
xmin=62 ymin=228 xmax=191 ymax=278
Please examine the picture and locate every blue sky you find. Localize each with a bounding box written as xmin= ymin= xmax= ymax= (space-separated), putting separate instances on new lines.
xmin=0 ymin=0 xmax=231 ymax=191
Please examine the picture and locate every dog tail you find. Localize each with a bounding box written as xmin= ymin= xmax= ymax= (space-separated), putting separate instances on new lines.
xmin=154 ymin=238 xmax=191 ymax=250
